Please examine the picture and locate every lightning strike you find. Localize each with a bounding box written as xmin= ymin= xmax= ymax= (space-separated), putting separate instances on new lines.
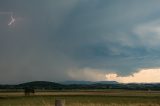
xmin=0 ymin=12 xmax=15 ymax=26
xmin=8 ymin=14 xmax=15 ymax=26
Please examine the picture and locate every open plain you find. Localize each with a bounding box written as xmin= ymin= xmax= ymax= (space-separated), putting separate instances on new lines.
xmin=0 ymin=90 xmax=160 ymax=106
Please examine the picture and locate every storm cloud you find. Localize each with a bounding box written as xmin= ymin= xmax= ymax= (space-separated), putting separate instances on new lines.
xmin=1 ymin=0 xmax=160 ymax=84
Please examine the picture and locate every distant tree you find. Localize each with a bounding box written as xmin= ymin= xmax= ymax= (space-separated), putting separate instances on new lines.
xmin=24 ymin=87 xmax=35 ymax=96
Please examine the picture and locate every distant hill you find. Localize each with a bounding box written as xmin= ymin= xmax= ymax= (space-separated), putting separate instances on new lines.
xmin=95 ymin=81 xmax=118 ymax=84
xmin=16 ymin=81 xmax=64 ymax=89
xmin=59 ymin=81 xmax=94 ymax=85
xmin=1 ymin=81 xmax=160 ymax=90
xmin=59 ymin=81 xmax=118 ymax=85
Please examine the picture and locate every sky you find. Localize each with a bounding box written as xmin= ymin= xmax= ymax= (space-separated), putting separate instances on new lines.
xmin=1 ymin=0 xmax=160 ymax=84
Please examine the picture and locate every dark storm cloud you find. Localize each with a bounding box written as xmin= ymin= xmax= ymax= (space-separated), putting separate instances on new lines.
xmin=0 ymin=0 xmax=79 ymax=84
xmin=1 ymin=0 xmax=160 ymax=83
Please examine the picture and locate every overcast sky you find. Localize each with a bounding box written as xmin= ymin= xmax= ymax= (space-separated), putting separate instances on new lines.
xmin=1 ymin=0 xmax=160 ymax=84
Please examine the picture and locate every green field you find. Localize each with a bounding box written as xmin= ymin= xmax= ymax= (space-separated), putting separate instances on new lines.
xmin=0 ymin=90 xmax=160 ymax=106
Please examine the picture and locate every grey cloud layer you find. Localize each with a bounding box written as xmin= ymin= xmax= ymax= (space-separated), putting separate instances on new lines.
xmin=1 ymin=0 xmax=160 ymax=83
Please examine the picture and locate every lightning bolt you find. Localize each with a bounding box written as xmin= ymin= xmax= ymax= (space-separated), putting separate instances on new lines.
xmin=0 ymin=12 xmax=15 ymax=26
xmin=8 ymin=13 xmax=15 ymax=26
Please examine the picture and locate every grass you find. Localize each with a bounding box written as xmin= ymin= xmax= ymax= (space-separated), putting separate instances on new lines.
xmin=0 ymin=90 xmax=160 ymax=106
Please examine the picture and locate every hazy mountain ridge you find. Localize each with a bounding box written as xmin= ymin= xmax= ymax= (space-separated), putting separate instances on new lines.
xmin=0 ymin=81 xmax=160 ymax=90
xmin=59 ymin=81 xmax=118 ymax=85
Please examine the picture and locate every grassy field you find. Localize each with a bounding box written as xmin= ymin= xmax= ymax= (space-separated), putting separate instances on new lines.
xmin=0 ymin=90 xmax=160 ymax=106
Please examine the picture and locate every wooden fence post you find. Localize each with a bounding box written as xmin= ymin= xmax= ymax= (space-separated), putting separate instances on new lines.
xmin=55 ymin=99 xmax=65 ymax=106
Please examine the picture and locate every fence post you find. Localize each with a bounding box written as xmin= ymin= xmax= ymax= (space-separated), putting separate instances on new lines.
xmin=55 ymin=99 xmax=65 ymax=106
